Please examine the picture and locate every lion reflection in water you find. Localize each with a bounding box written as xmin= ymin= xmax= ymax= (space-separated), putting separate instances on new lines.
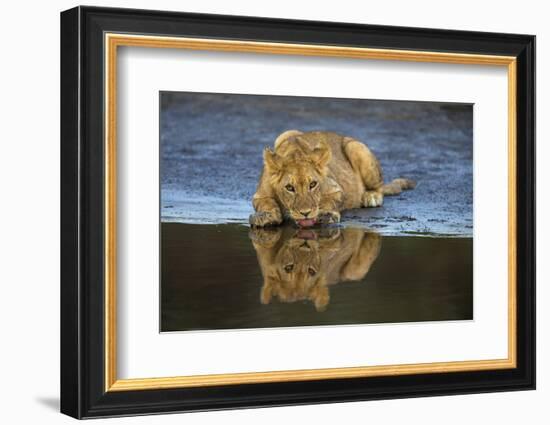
xmin=249 ymin=226 xmax=381 ymax=311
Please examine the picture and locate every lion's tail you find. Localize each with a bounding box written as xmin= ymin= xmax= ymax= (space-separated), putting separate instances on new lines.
xmin=274 ymin=129 xmax=303 ymax=150
xmin=381 ymin=178 xmax=416 ymax=195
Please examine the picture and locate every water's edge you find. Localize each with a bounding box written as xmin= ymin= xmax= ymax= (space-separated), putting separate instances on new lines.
xmin=161 ymin=188 xmax=473 ymax=237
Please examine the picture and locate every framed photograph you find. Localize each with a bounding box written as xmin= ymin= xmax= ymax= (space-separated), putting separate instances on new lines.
xmin=60 ymin=6 xmax=535 ymax=419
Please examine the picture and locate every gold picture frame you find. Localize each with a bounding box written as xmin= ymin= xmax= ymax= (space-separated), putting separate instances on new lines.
xmin=104 ymin=33 xmax=517 ymax=392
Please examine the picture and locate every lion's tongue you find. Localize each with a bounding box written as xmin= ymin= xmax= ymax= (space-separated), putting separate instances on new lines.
xmin=296 ymin=218 xmax=316 ymax=228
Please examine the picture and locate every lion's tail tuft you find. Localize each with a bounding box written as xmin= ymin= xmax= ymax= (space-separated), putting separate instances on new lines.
xmin=381 ymin=178 xmax=416 ymax=195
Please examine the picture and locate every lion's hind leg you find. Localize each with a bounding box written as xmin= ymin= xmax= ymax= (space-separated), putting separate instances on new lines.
xmin=363 ymin=178 xmax=416 ymax=206
xmin=362 ymin=190 xmax=384 ymax=207
xmin=343 ymin=137 xmax=385 ymax=208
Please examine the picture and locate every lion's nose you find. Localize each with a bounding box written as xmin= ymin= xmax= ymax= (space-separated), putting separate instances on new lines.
xmin=300 ymin=210 xmax=311 ymax=218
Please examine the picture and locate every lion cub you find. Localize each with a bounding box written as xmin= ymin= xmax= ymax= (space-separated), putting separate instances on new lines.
xmin=250 ymin=130 xmax=415 ymax=228
xmin=250 ymin=226 xmax=382 ymax=311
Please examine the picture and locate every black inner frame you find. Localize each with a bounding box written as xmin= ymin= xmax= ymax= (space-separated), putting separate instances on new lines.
xmin=60 ymin=6 xmax=535 ymax=419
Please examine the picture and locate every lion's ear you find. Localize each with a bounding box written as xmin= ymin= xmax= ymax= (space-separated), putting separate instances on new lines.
xmin=263 ymin=148 xmax=283 ymax=173
xmin=311 ymin=142 xmax=331 ymax=171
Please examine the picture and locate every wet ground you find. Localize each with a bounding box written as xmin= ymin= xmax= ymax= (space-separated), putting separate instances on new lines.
xmin=161 ymin=223 xmax=472 ymax=332
xmin=160 ymin=92 xmax=473 ymax=236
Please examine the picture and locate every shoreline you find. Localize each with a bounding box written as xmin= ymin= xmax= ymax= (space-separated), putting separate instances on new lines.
xmin=161 ymin=189 xmax=473 ymax=237
xmin=160 ymin=217 xmax=473 ymax=238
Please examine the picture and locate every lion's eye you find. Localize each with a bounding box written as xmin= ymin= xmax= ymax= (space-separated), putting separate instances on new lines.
xmin=285 ymin=184 xmax=295 ymax=192
xmin=284 ymin=264 xmax=294 ymax=273
xmin=309 ymin=181 xmax=318 ymax=189
xmin=308 ymin=267 xmax=317 ymax=276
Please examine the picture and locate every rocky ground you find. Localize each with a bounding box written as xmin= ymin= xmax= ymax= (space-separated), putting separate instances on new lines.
xmin=160 ymin=92 xmax=473 ymax=237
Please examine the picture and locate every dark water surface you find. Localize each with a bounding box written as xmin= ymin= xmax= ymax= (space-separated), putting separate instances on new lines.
xmin=161 ymin=223 xmax=473 ymax=332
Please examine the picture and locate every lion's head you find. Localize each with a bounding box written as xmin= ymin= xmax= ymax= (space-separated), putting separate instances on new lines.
xmin=259 ymin=228 xmax=330 ymax=311
xmin=250 ymin=226 xmax=381 ymax=312
xmin=263 ymin=140 xmax=331 ymax=228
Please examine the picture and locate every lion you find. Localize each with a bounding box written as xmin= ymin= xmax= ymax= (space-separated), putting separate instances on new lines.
xmin=249 ymin=225 xmax=381 ymax=311
xmin=250 ymin=130 xmax=416 ymax=227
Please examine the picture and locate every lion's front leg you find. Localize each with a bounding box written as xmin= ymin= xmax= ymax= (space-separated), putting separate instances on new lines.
xmin=318 ymin=210 xmax=341 ymax=225
xmin=250 ymin=196 xmax=283 ymax=227
xmin=317 ymin=191 xmax=343 ymax=225
xmin=363 ymin=189 xmax=384 ymax=208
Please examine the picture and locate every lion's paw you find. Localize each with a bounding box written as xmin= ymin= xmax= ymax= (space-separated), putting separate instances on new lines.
xmin=317 ymin=211 xmax=341 ymax=225
xmin=363 ymin=191 xmax=384 ymax=208
xmin=249 ymin=211 xmax=282 ymax=228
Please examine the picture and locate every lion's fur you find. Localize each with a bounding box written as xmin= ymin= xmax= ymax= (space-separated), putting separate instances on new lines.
xmin=249 ymin=226 xmax=381 ymax=311
xmin=250 ymin=130 xmax=415 ymax=227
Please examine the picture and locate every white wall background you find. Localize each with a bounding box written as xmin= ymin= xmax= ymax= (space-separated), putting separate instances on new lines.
xmin=0 ymin=0 xmax=545 ymax=423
